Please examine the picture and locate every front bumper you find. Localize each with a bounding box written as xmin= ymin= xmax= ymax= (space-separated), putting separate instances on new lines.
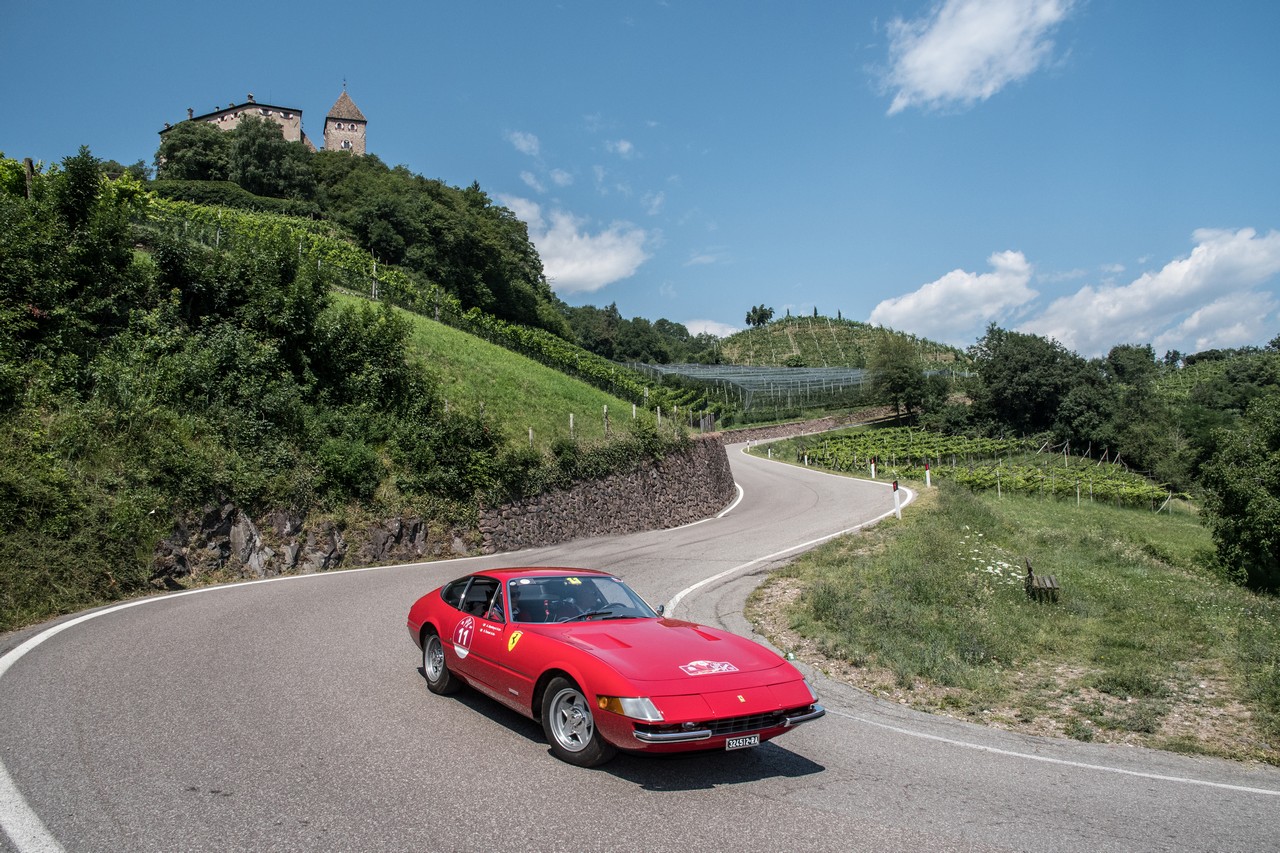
xmin=632 ymin=703 xmax=826 ymax=744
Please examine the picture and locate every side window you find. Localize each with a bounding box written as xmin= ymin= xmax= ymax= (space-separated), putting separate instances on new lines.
xmin=461 ymin=577 xmax=501 ymax=621
xmin=441 ymin=578 xmax=469 ymax=610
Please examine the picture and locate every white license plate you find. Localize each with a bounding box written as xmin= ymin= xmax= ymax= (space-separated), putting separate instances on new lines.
xmin=725 ymin=734 xmax=760 ymax=751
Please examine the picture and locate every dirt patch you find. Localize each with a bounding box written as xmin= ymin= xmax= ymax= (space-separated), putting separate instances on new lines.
xmin=746 ymin=576 xmax=1276 ymax=763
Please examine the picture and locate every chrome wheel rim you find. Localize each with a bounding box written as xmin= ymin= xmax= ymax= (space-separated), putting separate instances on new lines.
xmin=424 ymin=635 xmax=445 ymax=682
xmin=548 ymin=687 xmax=593 ymax=752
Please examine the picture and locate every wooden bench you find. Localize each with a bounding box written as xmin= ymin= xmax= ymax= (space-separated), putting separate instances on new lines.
xmin=1024 ymin=558 xmax=1060 ymax=603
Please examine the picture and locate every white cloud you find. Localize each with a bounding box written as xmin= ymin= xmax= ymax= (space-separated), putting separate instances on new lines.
xmin=550 ymin=169 xmax=574 ymax=187
xmin=1153 ymin=292 xmax=1278 ymax=356
xmin=519 ymin=171 xmax=544 ymax=192
xmin=883 ymin=0 xmax=1075 ymax=115
xmin=868 ymin=229 xmax=1280 ymax=356
xmin=499 ymin=196 xmax=650 ymax=295
xmin=1025 ymin=227 xmax=1280 ymax=355
xmin=684 ymin=319 xmax=740 ymax=338
xmin=606 ymin=139 xmax=635 ymax=158
xmin=869 ymin=250 xmax=1037 ymax=344
xmin=643 ymin=190 xmax=665 ymax=216
xmin=507 ymin=130 xmax=540 ymax=156
xmin=685 ymin=246 xmax=728 ymax=266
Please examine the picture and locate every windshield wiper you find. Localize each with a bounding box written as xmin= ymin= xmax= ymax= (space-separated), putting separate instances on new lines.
xmin=558 ymin=609 xmax=614 ymax=622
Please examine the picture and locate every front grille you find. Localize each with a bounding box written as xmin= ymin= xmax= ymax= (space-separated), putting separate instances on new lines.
xmin=706 ymin=711 xmax=786 ymax=736
xmin=636 ymin=705 xmax=814 ymax=739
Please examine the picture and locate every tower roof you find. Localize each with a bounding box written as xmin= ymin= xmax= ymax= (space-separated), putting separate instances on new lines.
xmin=327 ymin=90 xmax=366 ymax=122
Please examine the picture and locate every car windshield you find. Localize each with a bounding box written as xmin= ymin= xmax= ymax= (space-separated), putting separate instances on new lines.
xmin=508 ymin=575 xmax=659 ymax=624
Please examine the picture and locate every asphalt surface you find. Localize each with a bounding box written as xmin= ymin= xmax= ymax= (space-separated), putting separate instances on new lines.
xmin=2 ymin=445 xmax=1278 ymax=852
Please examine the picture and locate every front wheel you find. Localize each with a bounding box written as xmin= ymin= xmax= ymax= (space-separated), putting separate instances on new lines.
xmin=422 ymin=630 xmax=459 ymax=695
xmin=541 ymin=677 xmax=616 ymax=767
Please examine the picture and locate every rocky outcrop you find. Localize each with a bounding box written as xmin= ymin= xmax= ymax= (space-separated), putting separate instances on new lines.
xmin=478 ymin=435 xmax=735 ymax=553
xmin=150 ymin=505 xmax=468 ymax=587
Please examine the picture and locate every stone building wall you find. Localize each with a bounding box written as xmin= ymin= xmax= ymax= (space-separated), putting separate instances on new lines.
xmin=324 ymin=120 xmax=366 ymax=154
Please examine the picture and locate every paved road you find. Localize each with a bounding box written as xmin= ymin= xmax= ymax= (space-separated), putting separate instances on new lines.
xmin=2 ymin=447 xmax=1278 ymax=852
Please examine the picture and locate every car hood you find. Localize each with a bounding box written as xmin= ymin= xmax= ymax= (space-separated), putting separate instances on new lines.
xmin=557 ymin=617 xmax=789 ymax=685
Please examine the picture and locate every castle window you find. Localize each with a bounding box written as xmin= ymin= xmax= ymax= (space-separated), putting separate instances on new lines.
xmin=341 ymin=140 xmax=352 ymax=150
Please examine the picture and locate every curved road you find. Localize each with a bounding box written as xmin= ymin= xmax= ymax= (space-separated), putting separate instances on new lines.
xmin=2 ymin=447 xmax=1278 ymax=852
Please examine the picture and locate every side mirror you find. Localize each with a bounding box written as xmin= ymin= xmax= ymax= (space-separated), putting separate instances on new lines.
xmin=656 ymin=604 xmax=665 ymax=616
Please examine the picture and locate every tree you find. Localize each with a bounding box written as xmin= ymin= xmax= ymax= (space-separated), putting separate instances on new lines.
xmin=227 ymin=116 xmax=315 ymax=200
xmin=155 ymin=121 xmax=231 ymax=181
xmin=100 ymin=159 xmax=152 ymax=181
xmin=869 ymin=332 xmax=925 ymax=417
xmin=745 ymin=305 xmax=774 ymax=327
xmin=1202 ymin=393 xmax=1280 ymax=591
xmin=969 ymin=324 xmax=1087 ymax=435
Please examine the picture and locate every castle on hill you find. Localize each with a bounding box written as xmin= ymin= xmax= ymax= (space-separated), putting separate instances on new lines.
xmin=160 ymin=89 xmax=367 ymax=155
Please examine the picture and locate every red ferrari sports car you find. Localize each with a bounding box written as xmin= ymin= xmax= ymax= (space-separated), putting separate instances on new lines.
xmin=406 ymin=566 xmax=824 ymax=766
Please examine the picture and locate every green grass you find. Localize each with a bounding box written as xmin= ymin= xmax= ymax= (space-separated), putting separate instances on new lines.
xmin=333 ymin=293 xmax=649 ymax=452
xmin=751 ymin=484 xmax=1280 ymax=763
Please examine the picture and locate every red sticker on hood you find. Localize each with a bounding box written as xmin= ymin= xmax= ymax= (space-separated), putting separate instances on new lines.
xmin=679 ymin=660 xmax=739 ymax=676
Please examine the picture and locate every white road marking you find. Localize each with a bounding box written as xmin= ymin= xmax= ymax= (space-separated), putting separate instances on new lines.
xmin=0 ymin=557 xmax=490 ymax=853
xmin=666 ymin=477 xmax=913 ymax=617
xmin=672 ymin=449 xmax=1280 ymax=800
xmin=830 ymin=708 xmax=1280 ymax=798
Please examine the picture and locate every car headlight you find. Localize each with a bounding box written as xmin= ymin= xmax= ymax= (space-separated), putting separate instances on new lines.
xmin=597 ymin=695 xmax=664 ymax=722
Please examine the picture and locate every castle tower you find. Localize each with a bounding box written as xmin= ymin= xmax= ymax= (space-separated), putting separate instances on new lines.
xmin=324 ymin=89 xmax=367 ymax=155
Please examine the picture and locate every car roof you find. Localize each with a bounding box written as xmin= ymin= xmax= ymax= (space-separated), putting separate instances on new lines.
xmin=474 ymin=567 xmax=612 ymax=581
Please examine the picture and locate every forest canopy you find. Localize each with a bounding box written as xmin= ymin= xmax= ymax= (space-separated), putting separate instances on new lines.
xmin=155 ymin=116 xmax=570 ymax=337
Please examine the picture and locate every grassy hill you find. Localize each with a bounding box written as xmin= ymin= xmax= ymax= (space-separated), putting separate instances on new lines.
xmin=747 ymin=438 xmax=1280 ymax=763
xmin=333 ymin=292 xmax=646 ymax=450
xmin=718 ymin=315 xmax=967 ymax=369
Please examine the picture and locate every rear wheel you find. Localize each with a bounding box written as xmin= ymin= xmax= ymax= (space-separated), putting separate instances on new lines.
xmin=541 ymin=676 xmax=616 ymax=767
xmin=422 ymin=630 xmax=459 ymax=695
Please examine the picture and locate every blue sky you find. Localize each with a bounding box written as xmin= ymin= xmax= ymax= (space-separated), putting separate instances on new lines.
xmin=6 ymin=0 xmax=1279 ymax=357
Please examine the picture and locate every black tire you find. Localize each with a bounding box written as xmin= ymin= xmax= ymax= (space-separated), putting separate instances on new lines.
xmin=541 ymin=676 xmax=616 ymax=767
xmin=422 ymin=630 xmax=459 ymax=695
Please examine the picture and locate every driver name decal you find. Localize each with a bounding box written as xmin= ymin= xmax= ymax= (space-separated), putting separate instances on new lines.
xmin=679 ymin=660 xmax=739 ymax=676
xmin=452 ymin=616 xmax=475 ymax=660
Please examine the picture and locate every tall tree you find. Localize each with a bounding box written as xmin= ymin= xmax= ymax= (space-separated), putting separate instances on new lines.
xmin=154 ymin=121 xmax=231 ymax=181
xmin=969 ymin=324 xmax=1087 ymax=435
xmin=869 ymin=333 xmax=925 ymax=417
xmin=227 ymin=116 xmax=315 ymax=200
xmin=746 ymin=305 xmax=774 ymax=327
xmin=1202 ymin=393 xmax=1280 ymax=591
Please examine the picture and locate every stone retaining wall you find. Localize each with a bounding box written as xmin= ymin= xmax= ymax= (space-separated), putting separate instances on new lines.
xmin=479 ymin=435 xmax=735 ymax=553
xmin=149 ymin=417 xmax=858 ymax=585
